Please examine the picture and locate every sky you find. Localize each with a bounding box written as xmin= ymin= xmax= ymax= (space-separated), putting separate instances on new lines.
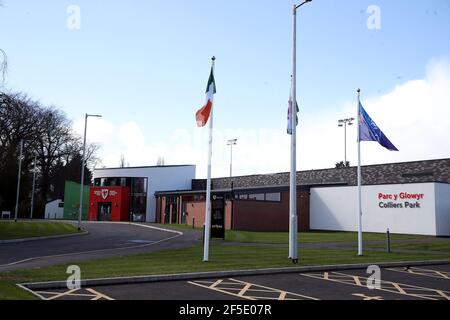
xmin=1 ymin=0 xmax=449 ymax=178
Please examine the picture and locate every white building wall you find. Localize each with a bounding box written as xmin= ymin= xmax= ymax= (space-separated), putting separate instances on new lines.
xmin=435 ymin=183 xmax=450 ymax=236
xmin=93 ymin=165 xmax=196 ymax=222
xmin=45 ymin=200 xmax=64 ymax=220
xmin=310 ymin=183 xmax=447 ymax=236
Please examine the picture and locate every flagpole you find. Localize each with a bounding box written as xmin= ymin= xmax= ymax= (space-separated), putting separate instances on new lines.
xmin=290 ymin=0 xmax=312 ymax=263
xmin=357 ymin=88 xmax=363 ymax=256
xmin=203 ymin=56 xmax=215 ymax=262
xmin=289 ymin=4 xmax=299 ymax=262
xmin=287 ymin=74 xmax=294 ymax=259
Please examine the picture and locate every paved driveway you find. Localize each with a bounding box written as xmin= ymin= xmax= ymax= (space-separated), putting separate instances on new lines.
xmin=0 ymin=222 xmax=200 ymax=272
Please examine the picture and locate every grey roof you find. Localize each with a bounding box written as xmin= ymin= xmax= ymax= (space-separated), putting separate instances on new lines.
xmin=95 ymin=164 xmax=195 ymax=171
xmin=199 ymin=158 xmax=450 ymax=190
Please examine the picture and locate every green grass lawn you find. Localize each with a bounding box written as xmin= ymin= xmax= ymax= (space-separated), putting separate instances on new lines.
xmin=0 ymin=221 xmax=80 ymax=240
xmin=154 ymin=223 xmax=429 ymax=244
xmin=1 ymin=223 xmax=447 ymax=300
xmin=366 ymin=241 xmax=450 ymax=253
xmin=224 ymin=230 xmax=428 ymax=244
xmin=2 ymin=242 xmax=450 ymax=300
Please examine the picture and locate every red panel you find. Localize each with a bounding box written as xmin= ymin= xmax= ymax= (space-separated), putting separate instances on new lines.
xmin=233 ymin=191 xmax=310 ymax=232
xmin=88 ymin=187 xmax=130 ymax=222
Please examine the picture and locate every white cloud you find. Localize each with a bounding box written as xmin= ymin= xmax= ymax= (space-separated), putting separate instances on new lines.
xmin=299 ymin=57 xmax=450 ymax=171
xmin=350 ymin=57 xmax=450 ymax=166
xmin=73 ymin=117 xmax=114 ymax=144
xmin=74 ymin=57 xmax=450 ymax=178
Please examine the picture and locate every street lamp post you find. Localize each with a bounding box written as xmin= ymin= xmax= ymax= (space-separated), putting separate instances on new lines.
xmin=227 ymin=139 xmax=237 ymax=178
xmin=338 ymin=118 xmax=355 ymax=165
xmin=14 ymin=140 xmax=24 ymax=222
xmin=30 ymin=155 xmax=37 ymax=220
xmin=290 ymin=0 xmax=312 ymax=264
xmin=78 ymin=113 xmax=102 ymax=231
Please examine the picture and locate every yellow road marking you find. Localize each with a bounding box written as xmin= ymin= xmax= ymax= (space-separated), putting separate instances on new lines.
xmin=303 ymin=271 xmax=450 ymax=300
xmin=36 ymin=291 xmax=100 ymax=298
xmin=45 ymin=289 xmax=79 ymax=300
xmin=333 ymin=271 xmax=450 ymax=300
xmin=188 ymin=280 xmax=256 ymax=301
xmin=86 ymin=288 xmax=115 ymax=301
xmin=238 ymin=283 xmax=252 ymax=297
xmin=392 ymin=283 xmax=407 ymax=295
xmin=35 ymin=288 xmax=114 ymax=301
xmin=188 ymin=278 xmax=319 ymax=301
xmin=229 ymin=278 xmax=318 ymax=301
xmin=210 ymin=279 xmax=223 ymax=289
xmin=353 ymin=276 xmax=362 ymax=286
xmin=388 ymin=267 xmax=450 ymax=280
xmin=352 ymin=293 xmax=384 ymax=300
xmin=436 ymin=290 xmax=450 ymax=300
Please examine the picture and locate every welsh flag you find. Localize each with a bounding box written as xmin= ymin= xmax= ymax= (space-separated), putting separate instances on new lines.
xmin=196 ymin=67 xmax=216 ymax=127
xmin=287 ymin=86 xmax=299 ymax=135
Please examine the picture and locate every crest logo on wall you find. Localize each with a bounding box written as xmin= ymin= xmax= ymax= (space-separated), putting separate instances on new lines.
xmin=101 ymin=189 xmax=109 ymax=200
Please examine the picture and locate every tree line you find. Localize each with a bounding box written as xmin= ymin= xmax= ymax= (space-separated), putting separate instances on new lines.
xmin=0 ymin=92 xmax=99 ymax=218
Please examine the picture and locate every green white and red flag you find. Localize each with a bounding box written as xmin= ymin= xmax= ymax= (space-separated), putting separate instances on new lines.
xmin=196 ymin=67 xmax=216 ymax=127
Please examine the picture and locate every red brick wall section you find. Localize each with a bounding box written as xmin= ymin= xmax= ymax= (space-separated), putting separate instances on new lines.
xmin=233 ymin=191 xmax=310 ymax=232
xmin=173 ymin=199 xmax=232 ymax=230
xmin=225 ymin=200 xmax=232 ymax=230
xmin=185 ymin=201 xmax=206 ymax=229
xmin=158 ymin=192 xmax=309 ymax=232
xmin=155 ymin=197 xmax=161 ymax=224
xmin=160 ymin=197 xmax=166 ymax=223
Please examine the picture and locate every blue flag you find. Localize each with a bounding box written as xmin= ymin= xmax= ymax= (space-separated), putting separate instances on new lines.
xmin=359 ymin=103 xmax=399 ymax=151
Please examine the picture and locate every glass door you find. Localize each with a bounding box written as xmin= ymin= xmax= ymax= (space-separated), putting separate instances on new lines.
xmin=97 ymin=203 xmax=112 ymax=221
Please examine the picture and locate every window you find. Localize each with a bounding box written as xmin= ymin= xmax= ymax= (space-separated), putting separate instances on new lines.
xmin=131 ymin=195 xmax=147 ymax=214
xmin=265 ymin=193 xmax=281 ymax=202
xmin=235 ymin=192 xmax=282 ymax=202
xmin=130 ymin=178 xmax=148 ymax=222
xmin=248 ymin=193 xmax=265 ymax=201
xmin=132 ymin=177 xmax=148 ymax=195
xmin=194 ymin=195 xmax=206 ymax=201
xmin=110 ymin=178 xmax=121 ymax=187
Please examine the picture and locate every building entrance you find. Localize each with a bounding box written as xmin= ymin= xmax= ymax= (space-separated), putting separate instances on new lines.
xmin=97 ymin=202 xmax=112 ymax=221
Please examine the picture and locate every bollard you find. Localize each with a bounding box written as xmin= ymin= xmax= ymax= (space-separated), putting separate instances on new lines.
xmin=387 ymin=228 xmax=391 ymax=253
xmin=193 ymin=217 xmax=195 ymax=229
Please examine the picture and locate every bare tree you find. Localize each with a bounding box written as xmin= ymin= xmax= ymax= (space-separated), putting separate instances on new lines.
xmin=0 ymin=92 xmax=100 ymax=217
xmin=157 ymin=156 xmax=165 ymax=166
xmin=119 ymin=154 xmax=126 ymax=168
xmin=335 ymin=161 xmax=351 ymax=169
